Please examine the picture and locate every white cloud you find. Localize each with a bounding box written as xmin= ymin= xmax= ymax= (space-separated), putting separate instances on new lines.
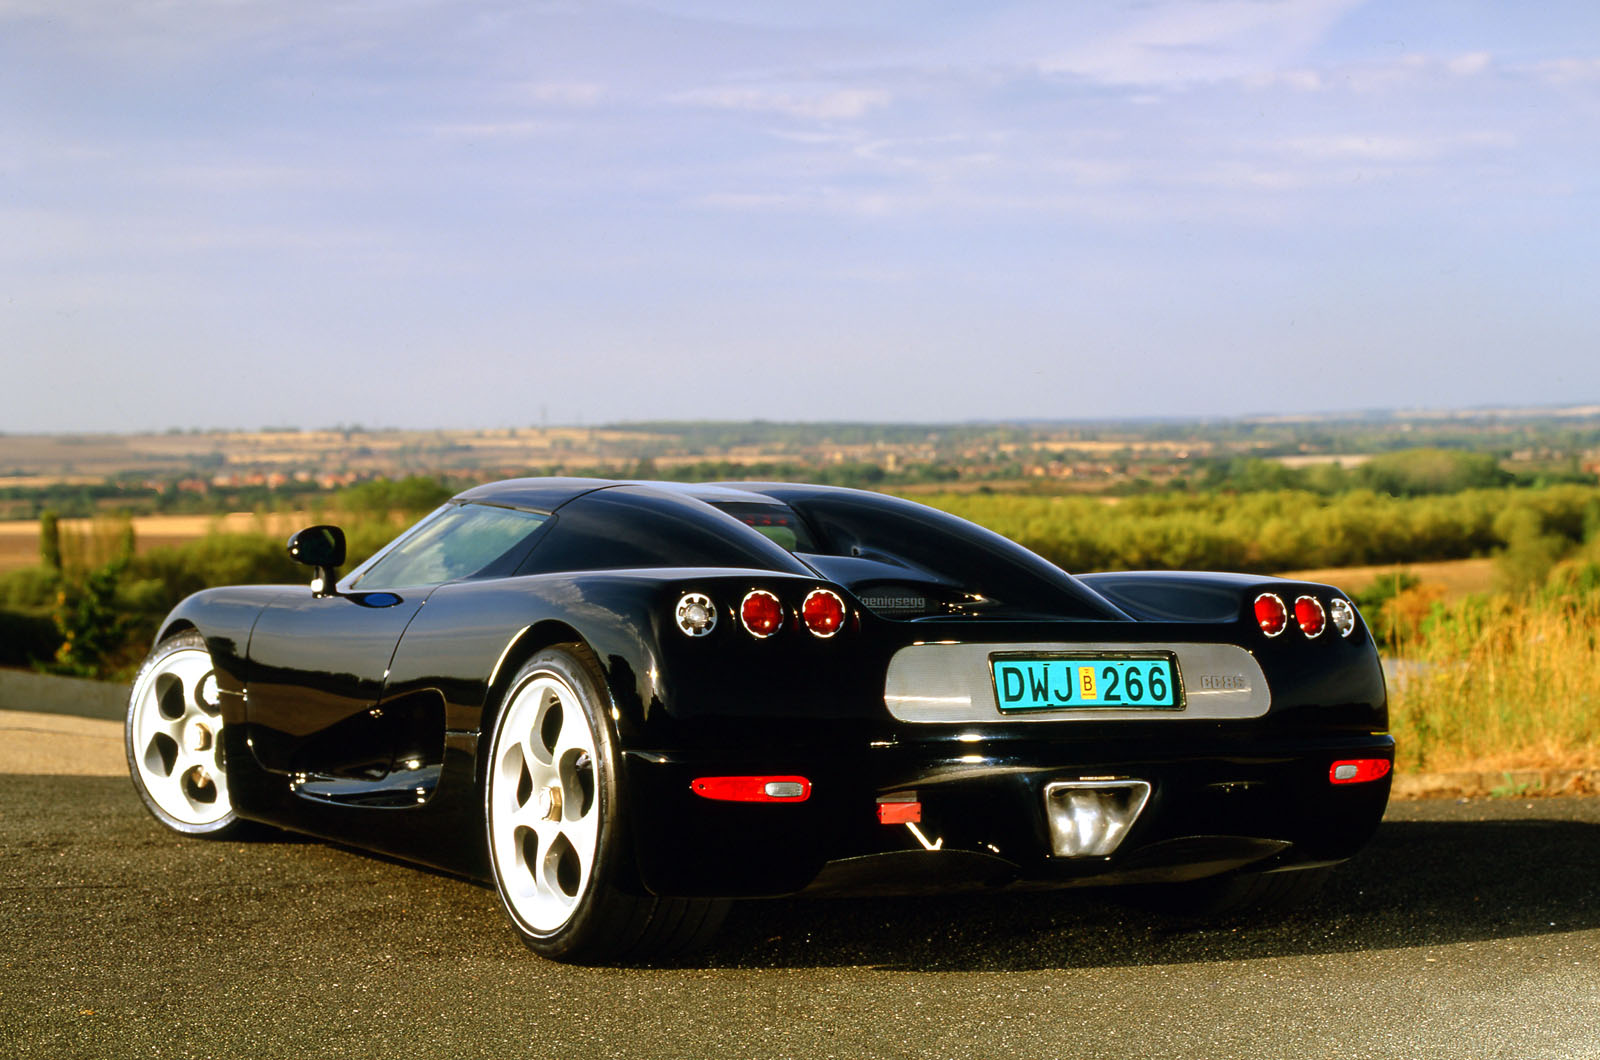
xmin=430 ymin=120 xmax=558 ymax=140
xmin=1447 ymin=52 xmax=1492 ymax=77
xmin=1243 ymin=68 xmax=1325 ymax=92
xmin=679 ymin=86 xmax=890 ymax=121
xmin=518 ymin=82 xmax=605 ymax=107
xmin=1284 ymin=131 xmax=1516 ymax=162
xmin=1035 ymin=0 xmax=1363 ymax=86
xmin=1528 ymin=58 xmax=1600 ymax=85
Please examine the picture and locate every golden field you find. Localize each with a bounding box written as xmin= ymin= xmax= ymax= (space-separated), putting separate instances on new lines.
xmin=0 ymin=513 xmax=312 ymax=573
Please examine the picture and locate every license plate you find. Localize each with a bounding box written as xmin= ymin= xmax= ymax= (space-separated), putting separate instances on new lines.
xmin=990 ymin=653 xmax=1183 ymax=712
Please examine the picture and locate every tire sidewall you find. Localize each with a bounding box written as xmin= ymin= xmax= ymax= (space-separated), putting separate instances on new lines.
xmin=484 ymin=645 xmax=627 ymax=957
xmin=125 ymin=630 xmax=241 ymax=837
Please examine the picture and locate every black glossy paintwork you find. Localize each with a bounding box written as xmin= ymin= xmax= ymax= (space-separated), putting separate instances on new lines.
xmin=245 ymin=590 xmax=428 ymax=771
xmin=144 ymin=478 xmax=1394 ymax=898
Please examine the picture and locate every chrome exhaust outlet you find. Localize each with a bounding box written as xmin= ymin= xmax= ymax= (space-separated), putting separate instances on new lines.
xmin=1043 ymin=780 xmax=1151 ymax=857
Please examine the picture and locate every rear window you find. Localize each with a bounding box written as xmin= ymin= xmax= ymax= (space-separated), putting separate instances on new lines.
xmin=707 ymin=502 xmax=817 ymax=553
xmin=516 ymin=487 xmax=811 ymax=576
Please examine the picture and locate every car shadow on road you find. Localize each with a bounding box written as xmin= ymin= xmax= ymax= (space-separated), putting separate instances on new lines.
xmin=700 ymin=810 xmax=1600 ymax=971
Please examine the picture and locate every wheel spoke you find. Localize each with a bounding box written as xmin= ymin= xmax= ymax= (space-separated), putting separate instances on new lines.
xmin=488 ymin=666 xmax=605 ymax=935
xmin=560 ymin=812 xmax=598 ymax=877
xmin=129 ymin=645 xmax=232 ymax=827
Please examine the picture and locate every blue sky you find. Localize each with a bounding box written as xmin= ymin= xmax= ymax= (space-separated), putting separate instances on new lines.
xmin=2 ymin=0 xmax=1597 ymax=430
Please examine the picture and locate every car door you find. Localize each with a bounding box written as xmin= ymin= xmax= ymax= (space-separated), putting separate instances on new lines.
xmin=244 ymin=503 xmax=551 ymax=777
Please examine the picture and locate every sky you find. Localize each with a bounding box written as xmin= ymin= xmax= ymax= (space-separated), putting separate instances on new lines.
xmin=2 ymin=0 xmax=1598 ymax=431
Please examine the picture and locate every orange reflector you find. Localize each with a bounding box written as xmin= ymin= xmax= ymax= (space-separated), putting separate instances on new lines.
xmin=877 ymin=801 xmax=922 ymax=825
xmin=1329 ymin=759 xmax=1391 ymax=785
xmin=691 ymin=775 xmax=811 ymax=802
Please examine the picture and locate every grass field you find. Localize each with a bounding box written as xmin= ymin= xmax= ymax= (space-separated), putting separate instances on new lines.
xmin=1277 ymin=558 xmax=1497 ymax=601
xmin=0 ymin=513 xmax=312 ymax=573
xmin=5 ymin=512 xmax=1593 ymax=778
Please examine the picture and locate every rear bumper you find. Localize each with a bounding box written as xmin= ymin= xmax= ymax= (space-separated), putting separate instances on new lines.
xmin=623 ymin=730 xmax=1394 ymax=898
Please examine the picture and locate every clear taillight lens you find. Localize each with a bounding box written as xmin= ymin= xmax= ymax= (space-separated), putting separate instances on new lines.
xmin=1329 ymin=597 xmax=1357 ymax=637
xmin=674 ymin=593 xmax=717 ymax=637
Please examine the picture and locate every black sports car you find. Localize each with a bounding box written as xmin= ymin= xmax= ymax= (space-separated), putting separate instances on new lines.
xmin=127 ymin=478 xmax=1392 ymax=961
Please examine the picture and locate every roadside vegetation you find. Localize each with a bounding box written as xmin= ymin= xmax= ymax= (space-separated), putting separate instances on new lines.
xmin=2 ymin=462 xmax=1600 ymax=779
xmin=0 ymin=477 xmax=451 ymax=676
xmin=1382 ymin=560 xmax=1600 ymax=774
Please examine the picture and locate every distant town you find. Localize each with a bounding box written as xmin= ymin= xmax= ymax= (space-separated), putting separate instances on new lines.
xmin=2 ymin=407 xmax=1599 ymax=519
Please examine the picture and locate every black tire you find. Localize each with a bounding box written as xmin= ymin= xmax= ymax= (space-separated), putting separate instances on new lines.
xmin=1123 ymin=865 xmax=1333 ymax=922
xmin=483 ymin=644 xmax=728 ymax=963
xmin=126 ymin=630 xmax=245 ymax=838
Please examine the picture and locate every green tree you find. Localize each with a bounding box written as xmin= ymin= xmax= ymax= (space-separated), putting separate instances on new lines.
xmin=39 ymin=510 xmax=61 ymax=572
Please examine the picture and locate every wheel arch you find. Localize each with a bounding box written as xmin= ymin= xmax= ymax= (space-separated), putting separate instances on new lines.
xmin=477 ymin=621 xmax=603 ymax=773
xmin=155 ymin=617 xmax=198 ymax=644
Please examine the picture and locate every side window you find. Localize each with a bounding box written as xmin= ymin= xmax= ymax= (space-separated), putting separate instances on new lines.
xmin=352 ymin=504 xmax=549 ymax=590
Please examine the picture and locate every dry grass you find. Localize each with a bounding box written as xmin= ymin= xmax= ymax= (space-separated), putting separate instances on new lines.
xmin=1387 ymin=593 xmax=1600 ymax=774
xmin=1277 ymin=557 xmax=1496 ymax=602
xmin=0 ymin=513 xmax=312 ymax=573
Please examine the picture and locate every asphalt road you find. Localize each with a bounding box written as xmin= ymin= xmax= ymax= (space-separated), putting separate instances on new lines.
xmin=3 ymin=777 xmax=1598 ymax=1059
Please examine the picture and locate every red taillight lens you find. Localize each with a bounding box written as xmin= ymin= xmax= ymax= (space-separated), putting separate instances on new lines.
xmin=1329 ymin=759 xmax=1391 ymax=785
xmin=691 ymin=776 xmax=811 ymax=802
xmin=1294 ymin=595 xmax=1326 ymax=638
xmin=740 ymin=590 xmax=783 ymax=637
xmin=1254 ymin=592 xmax=1287 ymax=637
xmin=802 ymin=589 xmax=846 ymax=637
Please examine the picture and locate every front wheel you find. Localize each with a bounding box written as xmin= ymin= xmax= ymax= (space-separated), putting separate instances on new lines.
xmin=483 ymin=645 xmax=727 ymax=963
xmin=126 ymin=630 xmax=242 ymax=837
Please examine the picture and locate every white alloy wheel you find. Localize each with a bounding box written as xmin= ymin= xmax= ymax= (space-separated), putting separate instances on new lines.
xmin=126 ymin=633 xmax=235 ymax=833
xmin=487 ymin=664 xmax=603 ymax=936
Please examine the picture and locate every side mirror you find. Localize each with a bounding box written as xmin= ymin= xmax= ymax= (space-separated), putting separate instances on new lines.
xmin=287 ymin=525 xmax=346 ymax=597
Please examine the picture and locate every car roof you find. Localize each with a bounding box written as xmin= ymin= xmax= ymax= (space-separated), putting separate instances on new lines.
xmin=450 ymin=477 xmax=796 ymax=513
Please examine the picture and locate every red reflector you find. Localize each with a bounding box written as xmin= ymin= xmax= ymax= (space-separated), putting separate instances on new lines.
xmin=740 ymin=590 xmax=784 ymax=637
xmin=1254 ymin=592 xmax=1287 ymax=637
xmin=802 ymin=589 xmax=846 ymax=637
xmin=690 ymin=776 xmax=811 ymax=802
xmin=1329 ymin=759 xmax=1391 ymax=785
xmin=1295 ymin=595 xmax=1327 ymax=638
xmin=877 ymin=801 xmax=922 ymax=825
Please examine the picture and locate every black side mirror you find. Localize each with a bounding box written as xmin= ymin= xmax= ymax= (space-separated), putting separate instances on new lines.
xmin=287 ymin=525 xmax=346 ymax=597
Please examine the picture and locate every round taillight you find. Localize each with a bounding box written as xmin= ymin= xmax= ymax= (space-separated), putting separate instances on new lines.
xmin=740 ymin=590 xmax=784 ymax=638
xmin=1329 ymin=597 xmax=1357 ymax=638
xmin=674 ymin=593 xmax=717 ymax=637
xmin=1253 ymin=593 xmax=1287 ymax=637
xmin=1294 ymin=595 xmax=1326 ymax=638
xmin=801 ymin=589 xmax=846 ymax=638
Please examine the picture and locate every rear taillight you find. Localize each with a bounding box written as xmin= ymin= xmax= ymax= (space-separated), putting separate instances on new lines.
xmin=740 ymin=590 xmax=784 ymax=638
xmin=801 ymin=589 xmax=846 ymax=638
xmin=1294 ymin=595 xmax=1326 ymax=638
xmin=1254 ymin=593 xmax=1287 ymax=637
xmin=1329 ymin=597 xmax=1357 ymax=637
xmin=1330 ymin=759 xmax=1391 ymax=785
xmin=691 ymin=776 xmax=811 ymax=802
xmin=674 ymin=593 xmax=717 ymax=637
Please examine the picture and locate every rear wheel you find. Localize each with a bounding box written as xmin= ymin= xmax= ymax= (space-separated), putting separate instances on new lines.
xmin=484 ymin=645 xmax=727 ymax=963
xmin=126 ymin=630 xmax=242 ymax=837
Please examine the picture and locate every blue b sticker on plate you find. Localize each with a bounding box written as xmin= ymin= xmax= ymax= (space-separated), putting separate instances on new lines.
xmin=990 ymin=654 xmax=1183 ymax=712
